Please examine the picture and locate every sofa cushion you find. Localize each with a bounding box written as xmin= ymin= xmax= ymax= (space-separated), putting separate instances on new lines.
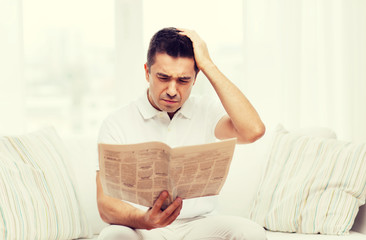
xmin=218 ymin=125 xmax=337 ymax=218
xmin=0 ymin=127 xmax=92 ymax=239
xmin=250 ymin=125 xmax=366 ymax=235
xmin=218 ymin=130 xmax=271 ymax=217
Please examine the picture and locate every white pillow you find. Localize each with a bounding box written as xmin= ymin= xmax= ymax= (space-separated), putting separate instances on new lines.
xmin=250 ymin=125 xmax=366 ymax=235
xmin=291 ymin=126 xmax=337 ymax=139
xmin=0 ymin=127 xmax=92 ymax=239
xmin=218 ymin=124 xmax=337 ymax=218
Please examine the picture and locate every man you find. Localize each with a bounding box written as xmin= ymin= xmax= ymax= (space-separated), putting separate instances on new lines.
xmin=96 ymin=27 xmax=266 ymax=239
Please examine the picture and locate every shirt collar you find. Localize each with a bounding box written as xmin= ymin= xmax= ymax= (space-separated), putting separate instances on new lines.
xmin=136 ymin=90 xmax=161 ymax=120
xmin=177 ymin=97 xmax=194 ymax=119
xmin=136 ymin=90 xmax=195 ymax=120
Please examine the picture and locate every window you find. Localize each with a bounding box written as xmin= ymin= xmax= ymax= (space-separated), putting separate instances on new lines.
xmin=23 ymin=0 xmax=115 ymax=136
xmin=22 ymin=0 xmax=243 ymax=136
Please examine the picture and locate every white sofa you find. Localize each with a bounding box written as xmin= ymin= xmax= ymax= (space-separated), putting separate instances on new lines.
xmin=216 ymin=126 xmax=366 ymax=240
xmin=1 ymin=126 xmax=366 ymax=239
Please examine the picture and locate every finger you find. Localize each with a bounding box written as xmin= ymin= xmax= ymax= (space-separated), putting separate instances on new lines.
xmin=163 ymin=198 xmax=183 ymax=225
xmin=177 ymin=28 xmax=194 ymax=38
xmin=178 ymin=29 xmax=201 ymax=44
xmin=160 ymin=197 xmax=182 ymax=223
xmin=151 ymin=191 xmax=169 ymax=214
xmin=176 ymin=27 xmax=188 ymax=33
xmin=177 ymin=29 xmax=189 ymax=38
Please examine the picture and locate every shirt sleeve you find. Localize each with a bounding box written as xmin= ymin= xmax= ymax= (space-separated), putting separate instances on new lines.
xmin=205 ymin=95 xmax=227 ymax=141
xmin=96 ymin=116 xmax=126 ymax=171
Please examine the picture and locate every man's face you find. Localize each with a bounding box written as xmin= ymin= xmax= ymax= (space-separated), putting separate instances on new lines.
xmin=145 ymin=53 xmax=197 ymax=117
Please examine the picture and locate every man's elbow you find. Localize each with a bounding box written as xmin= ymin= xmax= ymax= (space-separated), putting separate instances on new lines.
xmin=97 ymin=197 xmax=114 ymax=224
xmin=99 ymin=211 xmax=110 ymax=224
xmin=239 ymin=123 xmax=266 ymax=143
xmin=96 ymin=181 xmax=118 ymax=224
xmin=250 ymin=123 xmax=266 ymax=142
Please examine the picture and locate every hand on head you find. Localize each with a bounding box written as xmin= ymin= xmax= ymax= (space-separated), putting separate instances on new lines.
xmin=177 ymin=28 xmax=214 ymax=71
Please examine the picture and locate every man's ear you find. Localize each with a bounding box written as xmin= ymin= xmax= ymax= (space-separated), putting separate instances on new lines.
xmin=193 ymin=70 xmax=200 ymax=85
xmin=144 ymin=63 xmax=150 ymax=82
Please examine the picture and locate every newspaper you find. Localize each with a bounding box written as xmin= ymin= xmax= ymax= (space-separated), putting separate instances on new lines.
xmin=98 ymin=138 xmax=236 ymax=208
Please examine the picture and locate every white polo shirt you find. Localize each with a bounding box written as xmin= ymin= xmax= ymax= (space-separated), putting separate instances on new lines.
xmin=97 ymin=90 xmax=226 ymax=218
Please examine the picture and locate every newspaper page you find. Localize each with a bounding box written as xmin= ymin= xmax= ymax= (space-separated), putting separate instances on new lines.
xmin=98 ymin=138 xmax=236 ymax=208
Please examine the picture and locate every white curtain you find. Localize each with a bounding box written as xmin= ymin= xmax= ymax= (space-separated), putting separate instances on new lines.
xmin=241 ymin=0 xmax=366 ymax=142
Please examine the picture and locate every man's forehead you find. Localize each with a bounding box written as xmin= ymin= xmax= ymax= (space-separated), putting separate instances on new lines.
xmin=151 ymin=53 xmax=196 ymax=76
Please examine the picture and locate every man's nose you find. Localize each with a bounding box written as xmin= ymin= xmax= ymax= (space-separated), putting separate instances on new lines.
xmin=166 ymin=81 xmax=177 ymax=98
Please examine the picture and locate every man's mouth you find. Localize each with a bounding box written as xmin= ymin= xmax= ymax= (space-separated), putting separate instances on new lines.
xmin=162 ymin=99 xmax=178 ymax=104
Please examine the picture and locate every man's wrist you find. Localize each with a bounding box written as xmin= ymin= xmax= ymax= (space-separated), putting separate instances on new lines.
xmin=200 ymin=61 xmax=217 ymax=74
xmin=129 ymin=208 xmax=149 ymax=229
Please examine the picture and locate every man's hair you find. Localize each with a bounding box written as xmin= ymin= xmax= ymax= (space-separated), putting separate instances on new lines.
xmin=147 ymin=27 xmax=199 ymax=74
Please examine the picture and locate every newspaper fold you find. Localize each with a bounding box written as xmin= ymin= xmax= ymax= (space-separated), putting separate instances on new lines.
xmin=98 ymin=138 xmax=236 ymax=208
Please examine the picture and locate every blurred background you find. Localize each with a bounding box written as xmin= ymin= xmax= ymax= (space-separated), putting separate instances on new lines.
xmin=1 ymin=0 xmax=365 ymax=142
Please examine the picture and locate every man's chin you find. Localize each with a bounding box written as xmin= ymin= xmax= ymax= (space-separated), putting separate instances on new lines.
xmin=163 ymin=108 xmax=179 ymax=114
xmin=160 ymin=103 xmax=180 ymax=112
xmin=160 ymin=105 xmax=180 ymax=113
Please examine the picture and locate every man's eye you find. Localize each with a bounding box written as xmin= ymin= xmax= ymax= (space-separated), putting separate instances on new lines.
xmin=179 ymin=79 xmax=190 ymax=84
xmin=158 ymin=77 xmax=169 ymax=81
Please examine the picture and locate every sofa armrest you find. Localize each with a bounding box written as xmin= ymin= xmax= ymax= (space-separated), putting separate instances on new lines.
xmin=352 ymin=204 xmax=366 ymax=234
xmin=64 ymin=135 xmax=108 ymax=234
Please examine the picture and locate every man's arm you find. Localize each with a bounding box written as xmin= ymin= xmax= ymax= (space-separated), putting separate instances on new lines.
xmin=179 ymin=29 xmax=265 ymax=144
xmin=96 ymin=172 xmax=182 ymax=230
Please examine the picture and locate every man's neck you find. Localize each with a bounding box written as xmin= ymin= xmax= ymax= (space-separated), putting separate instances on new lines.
xmin=168 ymin=109 xmax=180 ymax=120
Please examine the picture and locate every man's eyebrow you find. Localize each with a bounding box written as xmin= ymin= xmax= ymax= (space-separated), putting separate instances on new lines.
xmin=178 ymin=76 xmax=192 ymax=80
xmin=156 ymin=72 xmax=192 ymax=79
xmin=156 ymin=72 xmax=170 ymax=78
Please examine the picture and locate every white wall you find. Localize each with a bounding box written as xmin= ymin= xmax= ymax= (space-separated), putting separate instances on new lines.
xmin=0 ymin=0 xmax=25 ymax=134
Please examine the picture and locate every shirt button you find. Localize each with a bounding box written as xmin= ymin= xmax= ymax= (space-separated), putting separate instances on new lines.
xmin=168 ymin=128 xmax=171 ymax=132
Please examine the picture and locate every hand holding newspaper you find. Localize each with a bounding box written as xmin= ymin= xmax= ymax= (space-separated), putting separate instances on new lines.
xmin=98 ymin=138 xmax=236 ymax=209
